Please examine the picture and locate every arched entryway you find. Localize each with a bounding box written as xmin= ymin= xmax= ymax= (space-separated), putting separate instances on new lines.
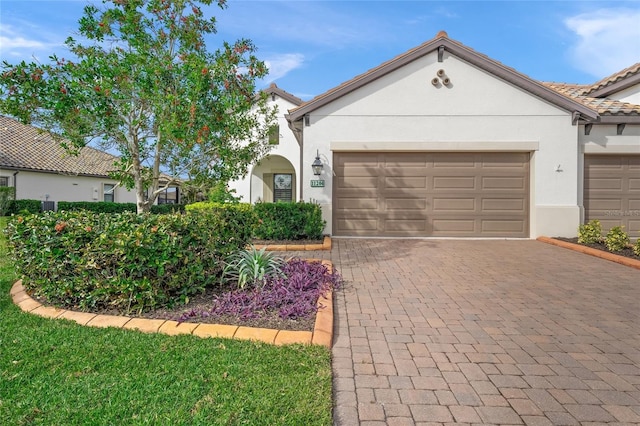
xmin=250 ymin=155 xmax=297 ymax=203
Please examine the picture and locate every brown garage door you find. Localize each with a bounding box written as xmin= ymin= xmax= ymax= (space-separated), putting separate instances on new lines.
xmin=333 ymin=152 xmax=530 ymax=237
xmin=584 ymin=155 xmax=640 ymax=239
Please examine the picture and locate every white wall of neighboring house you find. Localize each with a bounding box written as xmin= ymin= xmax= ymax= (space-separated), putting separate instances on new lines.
xmin=299 ymin=52 xmax=581 ymax=237
xmin=0 ymin=169 xmax=137 ymax=205
xmin=609 ymin=83 xmax=640 ymax=104
xmin=229 ymin=94 xmax=301 ymax=203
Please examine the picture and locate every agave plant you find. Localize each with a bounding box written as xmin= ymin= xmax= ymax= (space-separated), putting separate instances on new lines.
xmin=221 ymin=246 xmax=285 ymax=289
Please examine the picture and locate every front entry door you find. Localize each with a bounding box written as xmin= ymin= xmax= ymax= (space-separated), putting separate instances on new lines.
xmin=274 ymin=174 xmax=293 ymax=202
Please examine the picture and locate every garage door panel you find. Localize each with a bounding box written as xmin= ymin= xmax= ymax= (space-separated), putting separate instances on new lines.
xmin=333 ymin=151 xmax=529 ymax=237
xmin=432 ymin=219 xmax=476 ymax=233
xmin=482 ymin=176 xmax=526 ymax=190
xmin=386 ymin=198 xmax=428 ymax=210
xmin=585 ymin=178 xmax=623 ymax=191
xmin=584 ymin=155 xmax=640 ymax=239
xmin=433 ymin=176 xmax=476 ymax=190
xmin=335 ymin=198 xmax=378 ymax=210
xmin=482 ymin=220 xmax=526 ymax=233
xmin=432 ymin=198 xmax=475 ymax=212
xmin=385 ymin=219 xmax=427 ymax=232
xmin=482 ymin=198 xmax=526 ymax=212
xmin=335 ymin=177 xmax=378 ymax=189
xmin=384 ymin=177 xmax=427 ymax=189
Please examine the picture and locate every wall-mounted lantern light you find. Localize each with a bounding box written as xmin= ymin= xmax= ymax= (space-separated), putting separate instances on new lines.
xmin=312 ymin=150 xmax=323 ymax=176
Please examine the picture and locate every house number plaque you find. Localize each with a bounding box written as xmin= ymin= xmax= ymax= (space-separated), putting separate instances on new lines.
xmin=310 ymin=180 xmax=325 ymax=188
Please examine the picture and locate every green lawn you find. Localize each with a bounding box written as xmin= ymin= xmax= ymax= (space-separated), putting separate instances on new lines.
xmin=0 ymin=217 xmax=332 ymax=425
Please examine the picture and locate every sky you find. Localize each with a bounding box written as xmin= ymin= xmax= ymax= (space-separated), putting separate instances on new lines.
xmin=1 ymin=0 xmax=639 ymax=101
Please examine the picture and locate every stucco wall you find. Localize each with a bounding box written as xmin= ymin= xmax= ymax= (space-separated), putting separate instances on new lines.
xmin=0 ymin=169 xmax=137 ymax=205
xmin=300 ymin=52 xmax=581 ymax=238
xmin=229 ymin=95 xmax=301 ymax=203
xmin=609 ymin=83 xmax=640 ymax=105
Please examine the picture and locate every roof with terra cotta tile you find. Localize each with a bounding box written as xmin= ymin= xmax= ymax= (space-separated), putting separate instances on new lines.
xmin=542 ymin=82 xmax=640 ymax=117
xmin=0 ymin=115 xmax=119 ymax=177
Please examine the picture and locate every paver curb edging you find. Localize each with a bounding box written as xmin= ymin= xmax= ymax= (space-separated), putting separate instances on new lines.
xmin=253 ymin=236 xmax=331 ymax=251
xmin=10 ymin=259 xmax=335 ymax=348
xmin=537 ymin=236 xmax=640 ymax=271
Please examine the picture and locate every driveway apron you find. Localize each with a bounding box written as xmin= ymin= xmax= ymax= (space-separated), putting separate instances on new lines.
xmin=329 ymin=239 xmax=640 ymax=425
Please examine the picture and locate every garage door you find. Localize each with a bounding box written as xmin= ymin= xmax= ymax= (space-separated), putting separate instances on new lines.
xmin=584 ymin=155 xmax=640 ymax=239
xmin=333 ymin=152 xmax=530 ymax=237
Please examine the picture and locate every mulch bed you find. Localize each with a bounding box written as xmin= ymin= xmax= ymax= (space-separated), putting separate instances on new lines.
xmin=555 ymin=237 xmax=639 ymax=261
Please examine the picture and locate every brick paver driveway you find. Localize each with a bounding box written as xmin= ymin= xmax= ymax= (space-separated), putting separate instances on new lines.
xmin=329 ymin=239 xmax=640 ymax=425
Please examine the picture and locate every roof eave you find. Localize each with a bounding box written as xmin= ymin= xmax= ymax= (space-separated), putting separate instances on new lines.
xmin=288 ymin=37 xmax=599 ymax=122
xmin=587 ymin=73 xmax=640 ymax=98
xmin=597 ymin=115 xmax=640 ymax=124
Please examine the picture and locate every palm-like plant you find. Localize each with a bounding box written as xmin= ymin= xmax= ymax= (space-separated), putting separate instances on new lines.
xmin=222 ymin=246 xmax=285 ymax=289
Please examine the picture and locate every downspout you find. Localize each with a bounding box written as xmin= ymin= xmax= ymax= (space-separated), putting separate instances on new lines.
xmin=12 ymin=171 xmax=18 ymax=199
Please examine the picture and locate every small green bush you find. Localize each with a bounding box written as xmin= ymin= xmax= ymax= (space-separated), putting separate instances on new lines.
xmin=5 ymin=199 xmax=42 ymax=215
xmin=578 ymin=219 xmax=603 ymax=244
xmin=5 ymin=209 xmax=253 ymax=313
xmin=150 ymin=203 xmax=185 ymax=214
xmin=604 ymin=226 xmax=630 ymax=252
xmin=0 ymin=187 xmax=15 ymax=216
xmin=254 ymin=201 xmax=325 ymax=240
xmin=57 ymin=201 xmax=137 ymax=213
xmin=634 ymin=239 xmax=640 ymax=257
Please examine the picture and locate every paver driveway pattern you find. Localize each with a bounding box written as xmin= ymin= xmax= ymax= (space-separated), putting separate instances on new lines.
xmin=328 ymin=239 xmax=640 ymax=425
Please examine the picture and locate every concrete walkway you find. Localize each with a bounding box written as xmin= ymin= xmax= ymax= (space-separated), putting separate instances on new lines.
xmin=329 ymin=239 xmax=640 ymax=425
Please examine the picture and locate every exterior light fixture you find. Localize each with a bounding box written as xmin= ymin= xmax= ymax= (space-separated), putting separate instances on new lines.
xmin=312 ymin=150 xmax=323 ymax=176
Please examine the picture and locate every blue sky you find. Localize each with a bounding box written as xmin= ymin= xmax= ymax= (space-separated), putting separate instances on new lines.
xmin=1 ymin=0 xmax=639 ymax=101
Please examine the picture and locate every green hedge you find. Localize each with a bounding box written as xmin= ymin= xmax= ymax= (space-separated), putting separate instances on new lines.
xmin=186 ymin=201 xmax=325 ymax=240
xmin=5 ymin=209 xmax=254 ymax=313
xmin=253 ymin=202 xmax=325 ymax=240
xmin=4 ymin=199 xmax=42 ymax=216
xmin=57 ymin=201 xmax=137 ymax=213
xmin=150 ymin=203 xmax=185 ymax=214
xmin=0 ymin=187 xmax=16 ymax=216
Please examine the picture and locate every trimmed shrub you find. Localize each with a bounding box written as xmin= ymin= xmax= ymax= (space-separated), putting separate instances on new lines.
xmin=577 ymin=219 xmax=603 ymax=244
xmin=57 ymin=201 xmax=137 ymax=213
xmin=634 ymin=239 xmax=640 ymax=257
xmin=0 ymin=187 xmax=15 ymax=216
xmin=150 ymin=203 xmax=185 ymax=214
xmin=5 ymin=199 xmax=42 ymax=215
xmin=605 ymin=226 xmax=630 ymax=252
xmin=253 ymin=201 xmax=325 ymax=240
xmin=5 ymin=210 xmax=253 ymax=313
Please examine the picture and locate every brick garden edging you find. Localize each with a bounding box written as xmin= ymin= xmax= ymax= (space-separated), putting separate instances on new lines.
xmin=537 ymin=236 xmax=640 ymax=271
xmin=10 ymin=259 xmax=334 ymax=347
xmin=253 ymin=236 xmax=331 ymax=252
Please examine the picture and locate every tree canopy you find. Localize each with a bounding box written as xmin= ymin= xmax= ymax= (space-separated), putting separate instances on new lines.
xmin=1 ymin=0 xmax=276 ymax=212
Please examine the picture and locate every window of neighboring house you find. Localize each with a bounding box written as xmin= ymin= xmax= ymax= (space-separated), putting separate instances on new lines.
xmin=103 ymin=183 xmax=115 ymax=202
xmin=0 ymin=177 xmax=8 ymax=187
xmin=268 ymin=124 xmax=279 ymax=145
xmin=273 ymin=174 xmax=292 ymax=202
xmin=158 ymin=186 xmax=179 ymax=204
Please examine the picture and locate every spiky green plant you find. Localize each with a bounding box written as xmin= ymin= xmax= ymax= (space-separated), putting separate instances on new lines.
xmin=222 ymin=246 xmax=285 ymax=289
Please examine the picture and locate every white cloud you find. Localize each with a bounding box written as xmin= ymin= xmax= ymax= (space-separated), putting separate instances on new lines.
xmin=565 ymin=8 xmax=640 ymax=78
xmin=0 ymin=23 xmax=65 ymax=63
xmin=264 ymin=53 xmax=305 ymax=81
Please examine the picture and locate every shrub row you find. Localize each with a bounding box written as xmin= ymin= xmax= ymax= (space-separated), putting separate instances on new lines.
xmin=578 ymin=219 xmax=639 ymax=256
xmin=5 ymin=207 xmax=254 ymax=313
xmin=2 ymin=200 xmax=185 ymax=216
xmin=253 ymin=202 xmax=325 ymax=240
xmin=187 ymin=201 xmax=326 ymax=240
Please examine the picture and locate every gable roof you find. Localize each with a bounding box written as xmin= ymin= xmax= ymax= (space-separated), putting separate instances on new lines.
xmin=263 ymin=83 xmax=303 ymax=106
xmin=287 ymin=31 xmax=599 ymax=123
xmin=583 ymin=62 xmax=640 ymax=98
xmin=0 ymin=115 xmax=119 ymax=177
xmin=542 ymin=82 xmax=640 ymax=121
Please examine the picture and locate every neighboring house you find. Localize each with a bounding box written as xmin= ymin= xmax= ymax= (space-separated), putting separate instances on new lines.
xmin=237 ymin=30 xmax=640 ymax=239
xmin=0 ymin=116 xmax=180 ymax=208
xmin=229 ymin=83 xmax=304 ymax=203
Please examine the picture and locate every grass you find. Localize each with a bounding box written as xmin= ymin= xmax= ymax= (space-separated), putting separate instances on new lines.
xmin=0 ymin=217 xmax=332 ymax=425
